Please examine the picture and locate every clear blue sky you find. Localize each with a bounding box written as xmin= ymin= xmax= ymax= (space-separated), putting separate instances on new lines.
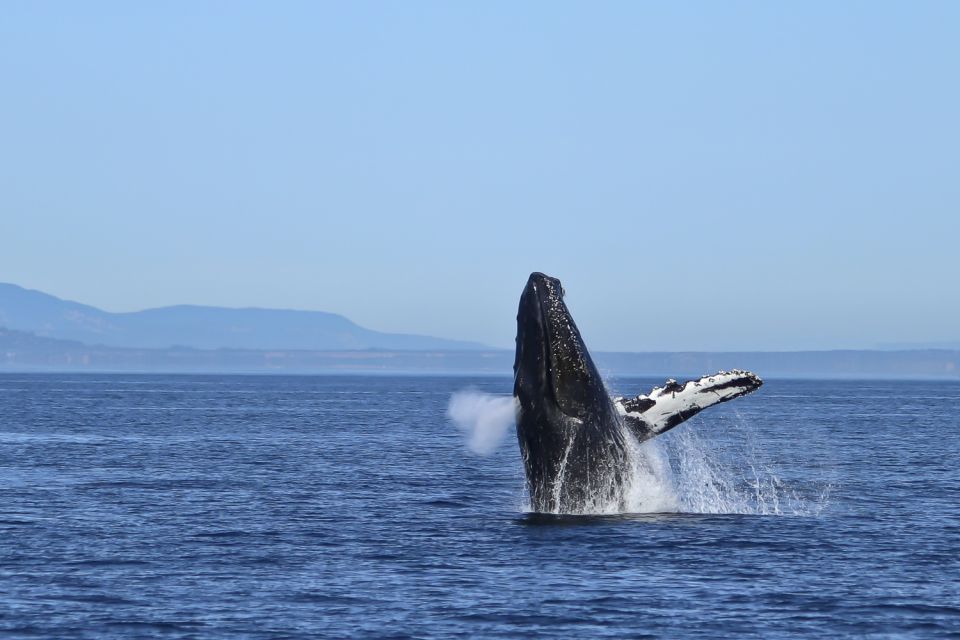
xmin=2 ymin=2 xmax=957 ymax=351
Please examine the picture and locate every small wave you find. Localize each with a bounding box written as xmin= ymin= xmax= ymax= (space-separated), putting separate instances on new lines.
xmin=64 ymin=559 xmax=152 ymax=567
xmin=44 ymin=593 xmax=143 ymax=606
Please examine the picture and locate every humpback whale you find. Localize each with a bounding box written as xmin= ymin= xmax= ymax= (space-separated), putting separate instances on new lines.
xmin=513 ymin=272 xmax=763 ymax=513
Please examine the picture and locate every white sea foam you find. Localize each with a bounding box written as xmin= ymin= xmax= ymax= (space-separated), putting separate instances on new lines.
xmin=446 ymin=391 xmax=517 ymax=455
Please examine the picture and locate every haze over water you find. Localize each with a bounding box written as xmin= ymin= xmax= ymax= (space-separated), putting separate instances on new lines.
xmin=2 ymin=374 xmax=958 ymax=638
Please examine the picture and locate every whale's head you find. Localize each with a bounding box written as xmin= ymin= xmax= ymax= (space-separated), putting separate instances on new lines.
xmin=513 ymin=272 xmax=624 ymax=511
xmin=511 ymin=271 xmax=764 ymax=513
xmin=513 ymin=272 xmax=609 ymax=424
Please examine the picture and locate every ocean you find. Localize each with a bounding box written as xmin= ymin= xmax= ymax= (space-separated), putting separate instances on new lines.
xmin=1 ymin=373 xmax=958 ymax=638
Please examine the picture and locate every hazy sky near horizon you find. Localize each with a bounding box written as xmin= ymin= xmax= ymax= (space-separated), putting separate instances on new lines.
xmin=2 ymin=2 xmax=958 ymax=351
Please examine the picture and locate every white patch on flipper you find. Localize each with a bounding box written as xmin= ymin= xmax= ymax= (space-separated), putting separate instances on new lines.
xmin=615 ymin=369 xmax=763 ymax=436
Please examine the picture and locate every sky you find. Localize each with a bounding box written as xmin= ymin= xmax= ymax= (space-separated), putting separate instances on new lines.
xmin=2 ymin=2 xmax=958 ymax=351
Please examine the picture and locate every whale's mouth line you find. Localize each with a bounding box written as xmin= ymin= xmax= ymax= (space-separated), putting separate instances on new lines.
xmin=516 ymin=273 xmax=596 ymax=424
xmin=514 ymin=278 xmax=557 ymax=399
xmin=530 ymin=280 xmax=574 ymax=418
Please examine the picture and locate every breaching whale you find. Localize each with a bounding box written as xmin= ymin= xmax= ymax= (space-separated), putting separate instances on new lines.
xmin=513 ymin=272 xmax=763 ymax=513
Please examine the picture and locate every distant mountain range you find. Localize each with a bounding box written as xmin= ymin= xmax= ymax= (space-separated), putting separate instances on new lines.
xmin=2 ymin=283 xmax=958 ymax=379
xmin=0 ymin=283 xmax=487 ymax=351
xmin=2 ymin=325 xmax=958 ymax=378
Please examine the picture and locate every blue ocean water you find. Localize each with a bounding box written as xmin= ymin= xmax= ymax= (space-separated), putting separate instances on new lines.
xmin=1 ymin=373 xmax=958 ymax=638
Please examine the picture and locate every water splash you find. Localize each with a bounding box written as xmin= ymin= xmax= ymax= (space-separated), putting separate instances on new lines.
xmin=621 ymin=412 xmax=830 ymax=516
xmin=446 ymin=391 xmax=517 ymax=455
xmin=519 ymin=411 xmax=830 ymax=517
xmin=449 ymin=390 xmax=830 ymax=516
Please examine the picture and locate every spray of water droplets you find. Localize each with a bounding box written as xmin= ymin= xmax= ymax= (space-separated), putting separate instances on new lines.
xmin=446 ymin=390 xmax=518 ymax=456
xmin=448 ymin=391 xmax=831 ymax=516
xmin=622 ymin=414 xmax=829 ymax=516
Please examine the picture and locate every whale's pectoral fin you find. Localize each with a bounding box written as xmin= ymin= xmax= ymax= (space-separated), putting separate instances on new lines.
xmin=614 ymin=370 xmax=763 ymax=442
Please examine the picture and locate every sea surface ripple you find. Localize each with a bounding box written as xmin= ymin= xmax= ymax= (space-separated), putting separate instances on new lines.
xmin=1 ymin=374 xmax=958 ymax=638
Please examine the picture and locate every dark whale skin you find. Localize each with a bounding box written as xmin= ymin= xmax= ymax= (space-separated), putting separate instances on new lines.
xmin=513 ymin=272 xmax=763 ymax=514
xmin=513 ymin=273 xmax=628 ymax=513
